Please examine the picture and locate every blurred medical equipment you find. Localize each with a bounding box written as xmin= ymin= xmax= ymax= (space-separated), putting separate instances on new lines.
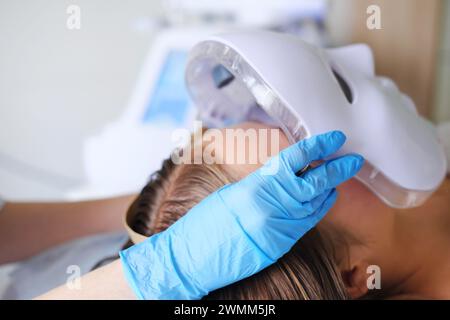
xmin=70 ymin=1 xmax=327 ymax=199
xmin=120 ymin=131 xmax=364 ymax=299
xmin=68 ymin=29 xmax=201 ymax=198
xmin=163 ymin=0 xmax=324 ymax=27
xmin=185 ymin=31 xmax=448 ymax=208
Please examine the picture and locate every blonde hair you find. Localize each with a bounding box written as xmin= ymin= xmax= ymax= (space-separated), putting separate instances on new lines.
xmin=125 ymin=157 xmax=349 ymax=300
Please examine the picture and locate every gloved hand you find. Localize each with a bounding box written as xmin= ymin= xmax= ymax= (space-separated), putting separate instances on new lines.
xmin=119 ymin=131 xmax=364 ymax=299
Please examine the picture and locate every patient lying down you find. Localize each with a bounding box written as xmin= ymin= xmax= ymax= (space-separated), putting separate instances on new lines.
xmin=122 ymin=122 xmax=450 ymax=300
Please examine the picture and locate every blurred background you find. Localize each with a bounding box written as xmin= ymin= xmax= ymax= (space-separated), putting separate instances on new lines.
xmin=0 ymin=0 xmax=449 ymax=201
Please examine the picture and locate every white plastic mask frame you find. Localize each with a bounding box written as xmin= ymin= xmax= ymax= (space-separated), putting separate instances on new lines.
xmin=185 ymin=31 xmax=447 ymax=208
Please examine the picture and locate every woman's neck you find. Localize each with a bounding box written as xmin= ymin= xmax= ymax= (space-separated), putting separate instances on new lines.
xmin=392 ymin=178 xmax=450 ymax=299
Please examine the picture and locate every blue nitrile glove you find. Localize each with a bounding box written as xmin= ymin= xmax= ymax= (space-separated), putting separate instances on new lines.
xmin=119 ymin=131 xmax=364 ymax=299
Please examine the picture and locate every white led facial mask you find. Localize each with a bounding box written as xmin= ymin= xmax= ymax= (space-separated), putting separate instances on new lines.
xmin=185 ymin=31 xmax=447 ymax=208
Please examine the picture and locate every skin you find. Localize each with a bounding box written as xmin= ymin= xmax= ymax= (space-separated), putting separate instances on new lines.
xmin=36 ymin=260 xmax=135 ymax=300
xmin=218 ymin=122 xmax=450 ymax=299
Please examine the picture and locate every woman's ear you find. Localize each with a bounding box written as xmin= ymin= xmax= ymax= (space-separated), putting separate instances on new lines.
xmin=340 ymin=260 xmax=370 ymax=299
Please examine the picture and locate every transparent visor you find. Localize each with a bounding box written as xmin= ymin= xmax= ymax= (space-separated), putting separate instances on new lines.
xmin=185 ymin=40 xmax=435 ymax=208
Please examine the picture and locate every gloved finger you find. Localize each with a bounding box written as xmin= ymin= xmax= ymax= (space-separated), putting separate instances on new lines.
xmin=297 ymin=154 xmax=364 ymax=200
xmin=281 ymin=188 xmax=332 ymax=218
xmin=278 ymin=131 xmax=347 ymax=173
xmin=292 ymin=188 xmax=334 ymax=217
xmin=299 ymin=188 xmax=338 ymax=231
